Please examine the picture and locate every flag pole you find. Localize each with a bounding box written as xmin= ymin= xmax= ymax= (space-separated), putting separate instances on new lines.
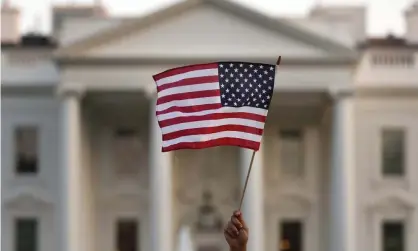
xmin=276 ymin=55 xmax=282 ymax=66
xmin=237 ymin=56 xmax=282 ymax=211
xmin=238 ymin=150 xmax=256 ymax=211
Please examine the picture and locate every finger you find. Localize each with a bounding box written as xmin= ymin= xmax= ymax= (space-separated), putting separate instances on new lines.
xmin=231 ymin=216 xmax=243 ymax=230
xmin=224 ymin=227 xmax=235 ymax=240
xmin=233 ymin=210 xmax=241 ymax=217
xmin=239 ymin=217 xmax=248 ymax=230
xmin=226 ymin=227 xmax=237 ymax=237
xmin=233 ymin=210 xmax=248 ymax=230
xmin=227 ymin=221 xmax=239 ymax=236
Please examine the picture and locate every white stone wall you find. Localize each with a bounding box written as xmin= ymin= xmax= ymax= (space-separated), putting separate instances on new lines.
xmin=87 ymin=103 xmax=151 ymax=251
xmin=355 ymin=49 xmax=418 ymax=87
xmin=263 ymin=124 xmax=323 ymax=251
xmin=1 ymin=50 xmax=59 ymax=85
xmin=3 ymin=93 xmax=418 ymax=251
xmin=173 ymin=147 xmax=239 ymax=251
xmin=355 ymin=97 xmax=418 ymax=251
xmin=1 ymin=96 xmax=61 ymax=251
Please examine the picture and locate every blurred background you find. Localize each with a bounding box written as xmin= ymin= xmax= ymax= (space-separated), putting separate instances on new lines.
xmin=1 ymin=0 xmax=417 ymax=251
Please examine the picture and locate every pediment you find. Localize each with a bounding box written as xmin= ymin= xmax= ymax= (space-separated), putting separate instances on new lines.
xmin=99 ymin=187 xmax=149 ymax=209
xmin=266 ymin=189 xmax=314 ymax=213
xmin=367 ymin=191 xmax=417 ymax=210
xmin=3 ymin=187 xmax=53 ymax=208
xmin=56 ymin=0 xmax=355 ymax=60
xmin=280 ymin=191 xmax=314 ymax=208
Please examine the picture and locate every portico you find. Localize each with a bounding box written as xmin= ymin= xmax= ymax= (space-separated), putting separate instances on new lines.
xmin=56 ymin=83 xmax=354 ymax=251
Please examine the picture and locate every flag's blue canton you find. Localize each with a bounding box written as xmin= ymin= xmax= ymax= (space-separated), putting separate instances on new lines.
xmin=218 ymin=62 xmax=276 ymax=110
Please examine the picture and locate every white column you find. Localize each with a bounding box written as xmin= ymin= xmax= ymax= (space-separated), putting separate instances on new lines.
xmin=60 ymin=88 xmax=84 ymax=251
xmin=329 ymin=89 xmax=355 ymax=251
xmin=149 ymin=96 xmax=173 ymax=251
xmin=240 ymin=148 xmax=265 ymax=251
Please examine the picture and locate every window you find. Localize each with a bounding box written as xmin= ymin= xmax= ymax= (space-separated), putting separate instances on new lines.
xmin=15 ymin=126 xmax=38 ymax=174
xmin=116 ymin=218 xmax=138 ymax=251
xmin=113 ymin=128 xmax=142 ymax=177
xmin=382 ymin=128 xmax=405 ymax=176
xmin=279 ymin=220 xmax=303 ymax=251
xmin=382 ymin=221 xmax=405 ymax=251
xmin=279 ymin=130 xmax=304 ymax=177
xmin=15 ymin=218 xmax=38 ymax=251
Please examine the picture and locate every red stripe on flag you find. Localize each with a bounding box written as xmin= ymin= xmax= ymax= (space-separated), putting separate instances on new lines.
xmin=162 ymin=125 xmax=264 ymax=141
xmin=156 ymin=103 xmax=222 ymax=116
xmin=159 ymin=112 xmax=266 ymax=128
xmin=161 ymin=138 xmax=260 ymax=152
xmin=157 ymin=90 xmax=221 ymax=105
xmin=157 ymin=76 xmax=219 ymax=92
xmin=153 ymin=63 xmax=218 ymax=81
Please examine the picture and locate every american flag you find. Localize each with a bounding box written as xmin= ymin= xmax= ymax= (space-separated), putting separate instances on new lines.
xmin=153 ymin=61 xmax=277 ymax=152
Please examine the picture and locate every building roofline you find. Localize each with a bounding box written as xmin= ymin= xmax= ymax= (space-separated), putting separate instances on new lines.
xmin=1 ymin=33 xmax=57 ymax=49
xmin=357 ymin=34 xmax=418 ymax=50
xmin=55 ymin=0 xmax=355 ymax=58
xmin=1 ymin=43 xmax=57 ymax=49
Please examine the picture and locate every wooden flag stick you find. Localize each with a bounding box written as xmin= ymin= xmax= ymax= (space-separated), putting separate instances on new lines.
xmin=238 ymin=150 xmax=257 ymax=211
xmin=237 ymin=56 xmax=282 ymax=211
xmin=276 ymin=55 xmax=282 ymax=65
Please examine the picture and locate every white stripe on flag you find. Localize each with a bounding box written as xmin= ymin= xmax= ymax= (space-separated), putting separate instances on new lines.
xmin=161 ymin=118 xmax=265 ymax=134
xmin=162 ymin=131 xmax=262 ymax=147
xmin=156 ymin=96 xmax=221 ymax=112
xmin=156 ymin=68 xmax=218 ymax=86
xmin=157 ymin=106 xmax=268 ymax=122
xmin=158 ymin=82 xmax=219 ymax=98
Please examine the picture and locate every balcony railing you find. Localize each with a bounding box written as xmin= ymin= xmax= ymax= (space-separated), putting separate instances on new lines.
xmin=370 ymin=53 xmax=415 ymax=68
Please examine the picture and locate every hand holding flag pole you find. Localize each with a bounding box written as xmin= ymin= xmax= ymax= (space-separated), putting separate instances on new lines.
xmin=237 ymin=56 xmax=282 ymax=211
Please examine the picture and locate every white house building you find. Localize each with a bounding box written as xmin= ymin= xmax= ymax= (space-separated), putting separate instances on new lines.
xmin=1 ymin=1 xmax=418 ymax=251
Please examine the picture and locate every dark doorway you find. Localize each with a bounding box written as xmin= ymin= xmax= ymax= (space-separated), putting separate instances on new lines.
xmin=382 ymin=221 xmax=404 ymax=251
xmin=279 ymin=220 xmax=303 ymax=251
xmin=116 ymin=218 xmax=138 ymax=251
